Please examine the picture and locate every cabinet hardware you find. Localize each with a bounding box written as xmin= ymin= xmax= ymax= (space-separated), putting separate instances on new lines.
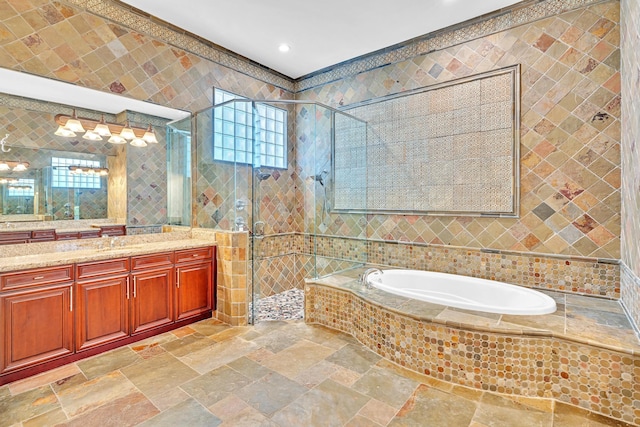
xmin=126 ymin=277 xmax=130 ymax=299
xmin=33 ymin=276 xmax=44 ymax=280
xmin=70 ymin=286 xmax=73 ymax=312
xmin=133 ymin=277 xmax=137 ymax=297
xmin=192 ymin=254 xmax=199 ymax=257
xmin=176 ymin=270 xmax=179 ymax=288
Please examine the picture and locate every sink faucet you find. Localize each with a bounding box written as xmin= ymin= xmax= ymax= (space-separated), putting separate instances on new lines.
xmin=359 ymin=268 xmax=383 ymax=289
xmin=110 ymin=237 xmax=118 ymax=249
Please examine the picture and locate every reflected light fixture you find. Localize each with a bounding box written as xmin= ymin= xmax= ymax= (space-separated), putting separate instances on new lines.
xmin=278 ymin=43 xmax=291 ymax=53
xmin=0 ymin=178 xmax=18 ymax=184
xmin=0 ymin=160 xmax=29 ymax=172
xmin=63 ymin=109 xmax=85 ymax=133
xmin=142 ymin=124 xmax=158 ymax=144
xmin=130 ymin=137 xmax=147 ymax=147
xmin=54 ymin=113 xmax=158 ymax=148
xmin=68 ymin=165 xmax=109 ymax=176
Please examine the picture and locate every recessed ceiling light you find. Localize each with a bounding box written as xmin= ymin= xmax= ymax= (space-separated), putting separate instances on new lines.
xmin=278 ymin=43 xmax=291 ymax=53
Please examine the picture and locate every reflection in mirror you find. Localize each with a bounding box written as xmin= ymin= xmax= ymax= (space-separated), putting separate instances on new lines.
xmin=0 ymin=94 xmax=120 ymax=222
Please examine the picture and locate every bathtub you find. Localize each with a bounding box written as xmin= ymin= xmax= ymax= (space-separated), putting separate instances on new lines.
xmin=366 ymin=269 xmax=556 ymax=315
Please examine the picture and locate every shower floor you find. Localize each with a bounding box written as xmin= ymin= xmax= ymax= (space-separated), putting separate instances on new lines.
xmin=252 ymin=288 xmax=304 ymax=322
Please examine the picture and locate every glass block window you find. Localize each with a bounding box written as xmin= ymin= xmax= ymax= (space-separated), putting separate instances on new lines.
xmin=7 ymin=179 xmax=35 ymax=197
xmin=52 ymin=157 xmax=102 ymax=189
xmin=213 ymin=89 xmax=287 ymax=169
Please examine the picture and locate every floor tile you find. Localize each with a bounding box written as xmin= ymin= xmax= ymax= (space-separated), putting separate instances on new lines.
xmin=357 ymin=398 xmax=398 ymax=425
xmin=259 ymin=339 xmax=335 ymax=379
xmin=553 ymin=402 xmax=636 ymax=427
xmin=472 ymin=392 xmax=553 ymax=427
xmin=0 ymin=385 xmax=59 ymax=427
xmin=345 ymin=415 xmax=384 ymax=427
xmin=77 ymin=346 xmax=140 ymax=380
xmin=22 ymin=407 xmax=68 ymax=426
xmin=189 ymin=319 xmax=231 ymax=337
xmin=352 ymin=366 xmax=420 ymax=409
xmin=389 ymin=384 xmax=477 ymax=427
xmin=207 ymin=394 xmax=251 ymax=421
xmin=218 ymin=406 xmax=280 ymax=427
xmin=8 ymin=363 xmax=80 ymax=395
xmin=293 ymin=359 xmax=339 ymax=388
xmin=226 ymin=356 xmax=272 ymax=381
xmin=55 ymin=371 xmax=137 ymax=418
xmin=120 ymin=353 xmax=199 ymax=399
xmin=60 ymin=391 xmax=158 ymax=427
xmin=270 ymin=379 xmax=370 ymax=426
xmin=159 ymin=332 xmax=215 ymax=357
xmin=326 ymin=343 xmax=382 ymax=374
xmin=178 ymin=337 xmax=259 ymax=374
xmin=137 ymin=398 xmax=221 ymax=427
xmin=146 ymin=387 xmax=191 ymax=412
xmin=235 ymin=371 xmax=308 ymax=416
xmin=180 ymin=365 xmax=252 ymax=407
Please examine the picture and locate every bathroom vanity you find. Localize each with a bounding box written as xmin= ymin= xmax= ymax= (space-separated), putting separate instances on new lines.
xmin=0 ymin=239 xmax=216 ymax=385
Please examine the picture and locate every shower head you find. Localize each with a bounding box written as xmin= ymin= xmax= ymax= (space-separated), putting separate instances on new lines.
xmin=256 ymin=169 xmax=271 ymax=181
xmin=314 ymin=169 xmax=329 ymax=186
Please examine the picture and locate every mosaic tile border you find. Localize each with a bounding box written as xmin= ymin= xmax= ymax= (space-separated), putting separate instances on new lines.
xmin=306 ymin=283 xmax=640 ymax=425
xmin=296 ymin=0 xmax=606 ymax=91
xmin=62 ymin=0 xmax=294 ymax=92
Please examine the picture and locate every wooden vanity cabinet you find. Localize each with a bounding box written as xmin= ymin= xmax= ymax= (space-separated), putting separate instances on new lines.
xmin=29 ymin=229 xmax=56 ymax=243
xmin=130 ymin=253 xmax=174 ymax=335
xmin=175 ymin=247 xmax=214 ymax=321
xmin=98 ymin=225 xmax=126 ymax=237
xmin=0 ymin=231 xmax=31 ymax=245
xmin=75 ymin=258 xmax=130 ymax=352
xmin=0 ymin=267 xmax=74 ymax=374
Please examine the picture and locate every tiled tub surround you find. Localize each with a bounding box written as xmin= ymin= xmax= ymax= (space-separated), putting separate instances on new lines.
xmin=305 ymin=271 xmax=640 ymax=425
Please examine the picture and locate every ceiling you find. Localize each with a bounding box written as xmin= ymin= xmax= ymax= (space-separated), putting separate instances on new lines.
xmin=120 ymin=0 xmax=524 ymax=79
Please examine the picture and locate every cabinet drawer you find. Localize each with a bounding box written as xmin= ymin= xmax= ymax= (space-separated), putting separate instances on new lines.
xmin=0 ymin=231 xmax=31 ymax=242
xmin=99 ymin=226 xmax=126 ymax=237
xmin=31 ymin=229 xmax=56 ymax=240
xmin=131 ymin=252 xmax=174 ymax=271
xmin=56 ymin=231 xmax=79 ymax=240
xmin=175 ymin=247 xmax=212 ymax=264
xmin=76 ymin=258 xmax=130 ymax=280
xmin=0 ymin=265 xmax=74 ymax=291
xmin=79 ymin=230 xmax=100 ymax=239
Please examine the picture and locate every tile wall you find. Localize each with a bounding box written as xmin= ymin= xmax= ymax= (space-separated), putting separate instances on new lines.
xmin=620 ymin=0 xmax=640 ymax=331
xmin=297 ymin=0 xmax=621 ymax=259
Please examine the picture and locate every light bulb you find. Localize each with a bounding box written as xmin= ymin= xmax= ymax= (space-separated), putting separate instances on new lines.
xmin=130 ymin=137 xmax=147 ymax=147
xmin=108 ymin=134 xmax=127 ymax=144
xmin=142 ymin=125 xmax=158 ymax=143
xmin=13 ymin=162 xmax=27 ymax=172
xmin=93 ymin=123 xmax=112 ymax=137
xmin=0 ymin=162 xmax=9 ymax=171
xmin=119 ymin=120 xmax=136 ymax=140
xmin=82 ymin=131 xmax=103 ymax=141
xmin=55 ymin=125 xmax=76 ymax=137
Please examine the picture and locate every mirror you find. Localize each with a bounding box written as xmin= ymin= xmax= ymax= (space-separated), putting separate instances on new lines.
xmin=0 ymin=94 xmax=119 ymax=222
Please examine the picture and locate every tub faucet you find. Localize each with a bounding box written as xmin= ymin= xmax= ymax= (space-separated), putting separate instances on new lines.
xmin=360 ymin=268 xmax=383 ymax=289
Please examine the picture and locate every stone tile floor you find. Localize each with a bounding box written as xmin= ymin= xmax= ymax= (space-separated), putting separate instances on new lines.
xmin=0 ymin=319 xmax=634 ymax=427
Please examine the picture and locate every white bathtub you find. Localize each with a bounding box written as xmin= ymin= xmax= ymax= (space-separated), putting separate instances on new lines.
xmin=367 ymin=269 xmax=556 ymax=315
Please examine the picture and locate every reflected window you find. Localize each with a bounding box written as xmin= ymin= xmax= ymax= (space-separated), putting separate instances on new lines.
xmin=213 ymin=89 xmax=287 ymax=169
xmin=51 ymin=157 xmax=102 ymax=189
xmin=7 ymin=179 xmax=35 ymax=197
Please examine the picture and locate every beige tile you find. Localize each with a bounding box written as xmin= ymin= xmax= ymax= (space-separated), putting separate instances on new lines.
xmin=259 ymin=339 xmax=335 ymax=379
xmin=8 ymin=364 xmax=80 ymax=395
xmin=357 ymin=398 xmax=398 ymax=426
xmin=60 ymin=391 xmax=158 ymax=427
xmin=0 ymin=385 xmax=60 ymax=427
xmin=178 ymin=337 xmax=259 ymax=375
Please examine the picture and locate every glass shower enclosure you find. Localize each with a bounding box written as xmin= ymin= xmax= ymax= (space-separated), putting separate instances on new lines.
xmin=169 ymin=98 xmax=368 ymax=324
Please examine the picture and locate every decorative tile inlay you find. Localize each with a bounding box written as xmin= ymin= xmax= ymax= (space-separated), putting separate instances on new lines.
xmin=335 ymin=67 xmax=519 ymax=215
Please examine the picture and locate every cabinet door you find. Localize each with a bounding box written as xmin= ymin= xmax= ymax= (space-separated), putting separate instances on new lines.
xmin=76 ymin=276 xmax=129 ymax=352
xmin=1 ymin=284 xmax=73 ymax=373
xmin=131 ymin=267 xmax=174 ymax=335
xmin=175 ymin=262 xmax=212 ymax=321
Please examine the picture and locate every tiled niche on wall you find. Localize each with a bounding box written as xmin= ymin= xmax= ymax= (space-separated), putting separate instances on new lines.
xmin=333 ymin=65 xmax=520 ymax=216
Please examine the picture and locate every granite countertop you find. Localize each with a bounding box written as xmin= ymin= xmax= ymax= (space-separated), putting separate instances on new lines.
xmin=0 ymin=238 xmax=215 ymax=273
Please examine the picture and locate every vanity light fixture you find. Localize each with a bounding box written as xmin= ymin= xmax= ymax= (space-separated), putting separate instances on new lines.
xmin=63 ymin=109 xmax=85 ymax=133
xmin=0 ymin=160 xmax=30 ymax=172
xmin=54 ymin=113 xmax=159 ymax=148
xmin=68 ymin=165 xmax=109 ymax=176
xmin=0 ymin=178 xmax=18 ymax=184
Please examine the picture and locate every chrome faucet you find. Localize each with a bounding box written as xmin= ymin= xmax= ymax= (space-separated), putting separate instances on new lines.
xmin=359 ymin=268 xmax=383 ymax=289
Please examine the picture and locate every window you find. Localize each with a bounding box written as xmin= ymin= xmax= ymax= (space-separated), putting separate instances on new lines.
xmin=7 ymin=179 xmax=34 ymax=197
xmin=213 ymin=89 xmax=287 ymax=169
xmin=52 ymin=157 xmax=102 ymax=189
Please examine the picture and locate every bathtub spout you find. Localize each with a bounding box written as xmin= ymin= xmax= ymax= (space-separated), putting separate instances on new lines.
xmin=360 ymin=268 xmax=383 ymax=289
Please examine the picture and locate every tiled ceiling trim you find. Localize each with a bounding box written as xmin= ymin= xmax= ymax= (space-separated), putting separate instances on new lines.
xmin=63 ymin=0 xmax=603 ymax=93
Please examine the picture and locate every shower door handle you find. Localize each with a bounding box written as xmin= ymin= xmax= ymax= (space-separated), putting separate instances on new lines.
xmin=254 ymin=221 xmax=265 ymax=237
